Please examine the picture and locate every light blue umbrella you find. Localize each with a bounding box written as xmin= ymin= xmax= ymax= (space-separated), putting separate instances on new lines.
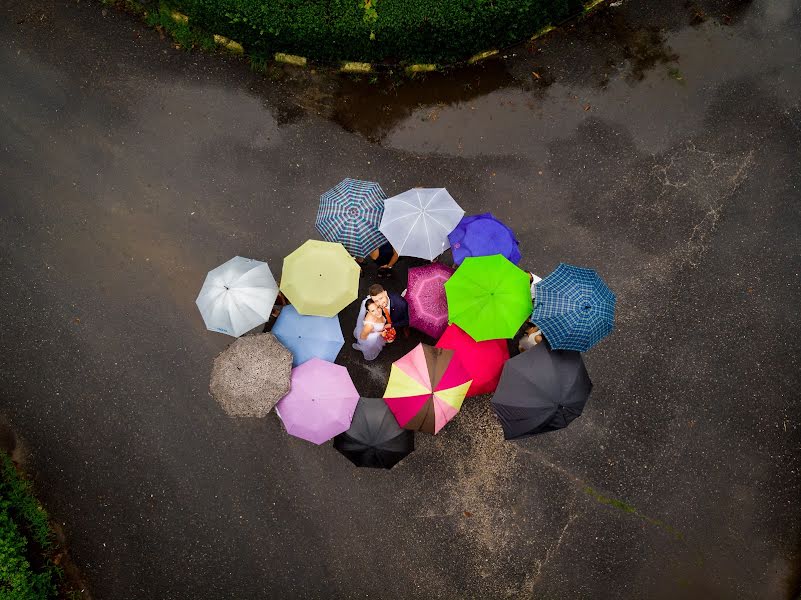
xmin=316 ymin=178 xmax=388 ymax=258
xmin=532 ymin=263 xmax=616 ymax=352
xmin=272 ymin=305 xmax=345 ymax=366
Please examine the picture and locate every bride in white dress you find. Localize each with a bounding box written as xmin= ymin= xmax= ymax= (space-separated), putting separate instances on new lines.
xmin=352 ymin=299 xmax=388 ymax=361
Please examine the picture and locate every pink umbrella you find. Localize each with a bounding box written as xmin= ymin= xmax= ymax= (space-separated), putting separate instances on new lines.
xmin=435 ymin=324 xmax=510 ymax=397
xmin=275 ymin=358 xmax=359 ymax=444
xmin=406 ymin=263 xmax=455 ymax=339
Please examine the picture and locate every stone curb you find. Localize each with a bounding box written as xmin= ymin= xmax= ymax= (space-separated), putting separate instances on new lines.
xmin=530 ymin=24 xmax=556 ymax=40
xmin=275 ymin=53 xmax=307 ymax=67
xmin=170 ymin=10 xmax=188 ymax=24
xmin=213 ymin=34 xmax=244 ymax=54
xmin=468 ymin=49 xmax=499 ymax=64
xmin=340 ymin=61 xmax=372 ymax=73
xmin=405 ymin=64 xmax=437 ymax=74
xmin=583 ymin=0 xmax=605 ymax=12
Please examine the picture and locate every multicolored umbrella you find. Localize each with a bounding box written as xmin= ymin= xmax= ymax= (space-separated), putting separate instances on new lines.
xmin=491 ymin=343 xmax=592 ymax=440
xmin=444 ymin=255 xmax=533 ymax=342
xmin=280 ymin=240 xmax=361 ymax=317
xmin=447 ymin=213 xmax=521 ymax=266
xmin=383 ymin=344 xmax=472 ymax=434
xmin=435 ymin=324 xmax=509 ymax=397
xmin=315 ymin=178 xmax=388 ymax=259
xmin=532 ymin=263 xmax=616 ymax=351
xmin=379 ymin=188 xmax=464 ymax=260
xmin=406 ymin=263 xmax=454 ymax=339
xmin=209 ymin=333 xmax=292 ymax=418
xmin=271 ymin=305 xmax=344 ymax=367
xmin=334 ymin=397 xmax=414 ymax=469
xmin=275 ymin=358 xmax=359 ymax=445
xmin=195 ymin=256 xmax=279 ymax=337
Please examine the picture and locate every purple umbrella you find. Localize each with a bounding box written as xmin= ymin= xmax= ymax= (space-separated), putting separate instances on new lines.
xmin=406 ymin=263 xmax=454 ymax=339
xmin=447 ymin=213 xmax=521 ymax=265
xmin=275 ymin=358 xmax=359 ymax=445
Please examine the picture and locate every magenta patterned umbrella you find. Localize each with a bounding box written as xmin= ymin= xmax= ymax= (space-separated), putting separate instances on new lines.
xmin=275 ymin=358 xmax=359 ymax=445
xmin=406 ymin=263 xmax=455 ymax=339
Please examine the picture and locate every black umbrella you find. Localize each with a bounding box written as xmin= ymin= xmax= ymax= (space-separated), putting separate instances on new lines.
xmin=333 ymin=398 xmax=414 ymax=469
xmin=491 ymin=344 xmax=592 ymax=440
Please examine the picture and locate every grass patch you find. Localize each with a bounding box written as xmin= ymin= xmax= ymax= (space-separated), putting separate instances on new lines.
xmin=0 ymin=453 xmax=61 ymax=599
xmin=158 ymin=0 xmax=587 ymax=64
xmin=667 ymin=67 xmax=685 ymax=82
xmin=584 ymin=486 xmax=636 ymax=513
xmin=145 ymin=5 xmax=216 ymax=51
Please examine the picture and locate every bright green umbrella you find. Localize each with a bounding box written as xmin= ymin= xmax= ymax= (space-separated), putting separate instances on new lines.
xmin=444 ymin=254 xmax=533 ymax=341
xmin=280 ymin=240 xmax=361 ymax=317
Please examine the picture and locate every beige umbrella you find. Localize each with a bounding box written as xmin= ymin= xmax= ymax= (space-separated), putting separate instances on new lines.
xmin=210 ymin=333 xmax=292 ymax=417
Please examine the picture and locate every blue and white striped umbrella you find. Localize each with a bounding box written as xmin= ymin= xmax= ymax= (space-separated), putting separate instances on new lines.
xmin=316 ymin=178 xmax=388 ymax=259
xmin=532 ymin=263 xmax=616 ymax=352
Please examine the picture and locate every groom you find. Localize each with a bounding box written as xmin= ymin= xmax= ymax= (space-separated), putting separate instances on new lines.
xmin=368 ymin=283 xmax=410 ymax=334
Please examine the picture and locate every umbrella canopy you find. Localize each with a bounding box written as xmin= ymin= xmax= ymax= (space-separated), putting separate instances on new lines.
xmin=379 ymin=188 xmax=464 ymax=260
xmin=280 ymin=240 xmax=361 ymax=317
xmin=271 ymin=305 xmax=344 ymax=367
xmin=444 ymin=255 xmax=533 ymax=342
xmin=209 ymin=333 xmax=292 ymax=417
xmin=275 ymin=358 xmax=360 ymax=445
xmin=435 ymin=324 xmax=509 ymax=397
xmin=334 ymin=397 xmax=414 ymax=469
xmin=315 ymin=178 xmax=388 ymax=259
xmin=196 ymin=256 xmax=279 ymax=337
xmin=406 ymin=263 xmax=454 ymax=339
xmin=532 ymin=263 xmax=616 ymax=351
xmin=383 ymin=344 xmax=472 ymax=434
xmin=491 ymin=343 xmax=592 ymax=440
xmin=448 ymin=213 xmax=521 ymax=266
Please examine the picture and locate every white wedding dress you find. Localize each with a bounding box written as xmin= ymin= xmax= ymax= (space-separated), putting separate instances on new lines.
xmin=352 ymin=299 xmax=386 ymax=361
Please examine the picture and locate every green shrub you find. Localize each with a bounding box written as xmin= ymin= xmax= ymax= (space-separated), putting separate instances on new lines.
xmin=0 ymin=454 xmax=59 ymax=600
xmin=163 ymin=0 xmax=587 ymax=64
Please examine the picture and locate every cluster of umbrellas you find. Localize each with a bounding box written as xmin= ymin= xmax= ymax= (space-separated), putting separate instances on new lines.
xmin=196 ymin=178 xmax=616 ymax=469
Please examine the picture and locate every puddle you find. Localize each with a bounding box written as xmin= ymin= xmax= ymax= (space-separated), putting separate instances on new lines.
xmin=330 ymin=60 xmax=516 ymax=142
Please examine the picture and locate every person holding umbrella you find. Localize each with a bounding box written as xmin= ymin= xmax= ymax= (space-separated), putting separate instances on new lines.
xmin=355 ymin=241 xmax=399 ymax=279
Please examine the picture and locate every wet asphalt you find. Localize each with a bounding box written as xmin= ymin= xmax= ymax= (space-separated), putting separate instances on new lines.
xmin=1 ymin=0 xmax=800 ymax=598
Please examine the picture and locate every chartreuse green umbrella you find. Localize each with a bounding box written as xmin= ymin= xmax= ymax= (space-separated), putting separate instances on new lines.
xmin=444 ymin=254 xmax=532 ymax=341
xmin=280 ymin=240 xmax=361 ymax=317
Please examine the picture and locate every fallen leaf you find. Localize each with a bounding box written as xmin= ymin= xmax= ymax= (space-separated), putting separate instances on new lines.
xmin=463 ymin=511 xmax=473 ymax=517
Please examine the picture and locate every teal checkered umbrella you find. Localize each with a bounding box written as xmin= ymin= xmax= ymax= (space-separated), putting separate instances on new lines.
xmin=316 ymin=178 xmax=388 ymax=259
xmin=532 ymin=263 xmax=616 ymax=352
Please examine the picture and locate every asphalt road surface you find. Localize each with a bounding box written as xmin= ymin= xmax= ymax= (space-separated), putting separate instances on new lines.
xmin=1 ymin=0 xmax=799 ymax=598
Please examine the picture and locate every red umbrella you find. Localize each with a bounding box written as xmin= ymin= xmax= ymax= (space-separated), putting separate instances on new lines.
xmin=406 ymin=263 xmax=454 ymax=339
xmin=435 ymin=324 xmax=509 ymax=397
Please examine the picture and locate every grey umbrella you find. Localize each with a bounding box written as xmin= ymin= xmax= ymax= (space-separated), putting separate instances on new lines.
xmin=491 ymin=343 xmax=592 ymax=440
xmin=210 ymin=333 xmax=292 ymax=418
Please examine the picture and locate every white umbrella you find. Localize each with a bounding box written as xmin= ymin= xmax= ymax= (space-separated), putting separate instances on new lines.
xmin=195 ymin=256 xmax=279 ymax=337
xmin=379 ymin=188 xmax=464 ymax=260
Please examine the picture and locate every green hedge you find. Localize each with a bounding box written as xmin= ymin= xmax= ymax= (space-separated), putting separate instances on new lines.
xmin=0 ymin=454 xmax=59 ymax=600
xmin=165 ymin=0 xmax=585 ymax=64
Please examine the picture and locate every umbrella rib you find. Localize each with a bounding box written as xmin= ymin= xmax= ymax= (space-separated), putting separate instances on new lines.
xmin=424 ymin=188 xmax=443 ymax=209
xmin=422 ymin=213 xmax=434 ymax=259
xmin=398 ymin=212 xmax=423 ymax=254
xmin=393 ymin=196 xmax=422 ymax=211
